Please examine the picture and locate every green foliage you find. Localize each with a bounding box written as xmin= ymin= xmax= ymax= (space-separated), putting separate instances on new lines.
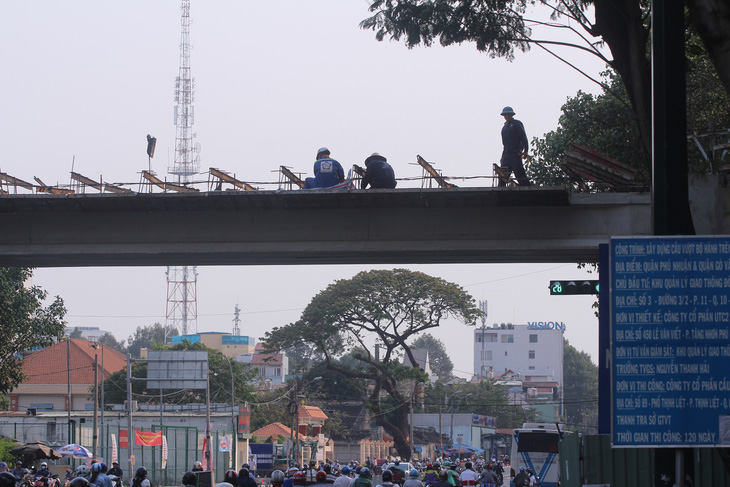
xmin=302 ymin=358 xmax=368 ymax=402
xmin=126 ymin=322 xmax=177 ymax=359
xmin=264 ymin=269 xmax=480 ymax=458
xmin=68 ymin=327 xmax=84 ymax=339
xmin=98 ymin=332 xmax=126 ymax=353
xmin=0 ymin=268 xmax=67 ymax=395
xmin=563 ymin=338 xmax=598 ymax=433
xmin=420 ymin=381 xmax=531 ymax=429
xmin=0 ymin=437 xmax=19 ymax=465
xmin=410 ymin=334 xmax=454 ymax=380
xmin=361 ymin=0 xmax=531 ymax=60
xmin=250 ymin=391 xmax=290 ymax=432
xmin=527 ymin=70 xmax=650 ymax=189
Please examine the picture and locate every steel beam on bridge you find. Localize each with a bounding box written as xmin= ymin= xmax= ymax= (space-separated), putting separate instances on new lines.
xmin=0 ymin=187 xmax=651 ymax=267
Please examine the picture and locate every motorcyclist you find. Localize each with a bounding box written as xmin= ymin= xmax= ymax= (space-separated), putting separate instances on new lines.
xmin=237 ymin=468 xmax=257 ymax=487
xmin=478 ymin=465 xmax=498 ymax=487
xmin=130 ymin=468 xmax=150 ymax=487
xmin=0 ymin=472 xmax=17 ymax=487
xmin=223 ymin=470 xmax=238 ymax=486
xmin=11 ymin=463 xmax=26 ymax=481
xmin=402 ymin=469 xmax=423 ymax=487
xmin=377 ymin=470 xmax=395 ymax=487
xmin=512 ymin=467 xmax=530 ymax=487
xmin=352 ymin=468 xmax=371 ymax=487
xmin=0 ymin=464 xmax=8 ymax=473
xmin=35 ymin=462 xmax=52 ymax=487
xmin=76 ymin=466 xmax=91 ymax=481
xmin=457 ymin=463 xmax=478 ymax=487
xmin=333 ymin=466 xmax=351 ymax=487
xmin=70 ymin=479 xmax=90 ymax=487
xmin=182 ymin=471 xmax=197 ymax=487
xmin=270 ymin=470 xmax=285 ymax=487
xmin=107 ymin=462 xmax=122 ymax=482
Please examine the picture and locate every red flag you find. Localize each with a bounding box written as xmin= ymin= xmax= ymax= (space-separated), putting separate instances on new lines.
xmin=135 ymin=429 xmax=163 ymax=447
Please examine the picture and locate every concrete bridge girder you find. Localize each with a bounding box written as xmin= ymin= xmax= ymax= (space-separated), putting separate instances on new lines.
xmin=0 ymin=188 xmax=652 ymax=267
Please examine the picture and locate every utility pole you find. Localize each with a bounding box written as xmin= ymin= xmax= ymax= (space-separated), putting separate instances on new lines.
xmin=67 ymin=338 xmax=72 ymax=444
xmin=92 ymin=354 xmax=98 ymax=459
xmin=126 ymin=354 xmax=133 ymax=482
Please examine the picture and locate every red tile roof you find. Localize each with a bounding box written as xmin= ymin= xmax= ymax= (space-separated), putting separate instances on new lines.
xmin=21 ymin=339 xmax=126 ymax=385
xmin=252 ymin=422 xmax=293 ymax=438
xmin=298 ymin=405 xmax=328 ymax=421
xmin=250 ymin=353 xmax=283 ymax=366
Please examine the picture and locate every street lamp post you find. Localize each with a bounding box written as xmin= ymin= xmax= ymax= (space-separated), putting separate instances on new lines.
xmin=223 ymin=355 xmax=236 ymax=468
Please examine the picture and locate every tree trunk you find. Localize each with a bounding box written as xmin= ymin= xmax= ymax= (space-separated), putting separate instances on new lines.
xmin=687 ymin=0 xmax=730 ymax=97
xmin=592 ymin=0 xmax=653 ymax=177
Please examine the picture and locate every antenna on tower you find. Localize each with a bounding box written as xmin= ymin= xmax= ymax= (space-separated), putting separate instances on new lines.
xmin=166 ymin=0 xmax=199 ymax=338
xmin=232 ymin=304 xmax=241 ymax=336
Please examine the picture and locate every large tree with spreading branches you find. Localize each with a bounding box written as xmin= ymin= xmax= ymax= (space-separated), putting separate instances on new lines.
xmin=360 ymin=0 xmax=730 ymax=177
xmin=263 ymin=269 xmax=480 ymax=458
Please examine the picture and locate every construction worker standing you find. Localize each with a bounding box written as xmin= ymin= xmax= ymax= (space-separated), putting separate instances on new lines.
xmin=498 ymin=106 xmax=531 ymax=186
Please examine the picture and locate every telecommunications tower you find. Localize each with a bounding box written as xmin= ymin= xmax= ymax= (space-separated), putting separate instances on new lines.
xmin=166 ymin=0 xmax=201 ymax=337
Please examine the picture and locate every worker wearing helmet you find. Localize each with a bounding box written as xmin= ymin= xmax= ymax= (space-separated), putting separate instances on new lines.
xmin=361 ymin=153 xmax=396 ymax=189
xmin=498 ymin=106 xmax=531 ymax=186
xmin=304 ymin=147 xmax=345 ymax=189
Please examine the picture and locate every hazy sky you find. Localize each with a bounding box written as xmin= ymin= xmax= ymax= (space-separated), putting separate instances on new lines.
xmin=1 ymin=1 xmax=606 ymax=377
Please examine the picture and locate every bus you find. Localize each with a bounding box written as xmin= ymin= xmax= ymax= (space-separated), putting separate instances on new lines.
xmin=510 ymin=423 xmax=564 ymax=487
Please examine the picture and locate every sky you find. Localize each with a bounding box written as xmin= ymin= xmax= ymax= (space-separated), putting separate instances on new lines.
xmin=1 ymin=1 xmax=607 ymax=377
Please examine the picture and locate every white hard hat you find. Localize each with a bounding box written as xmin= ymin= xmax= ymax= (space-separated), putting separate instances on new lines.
xmin=317 ymin=147 xmax=330 ymax=157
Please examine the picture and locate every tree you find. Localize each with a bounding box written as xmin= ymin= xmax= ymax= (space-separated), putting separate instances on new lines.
xmin=68 ymin=327 xmax=83 ymax=339
xmin=98 ymin=332 xmax=126 ymax=353
xmin=410 ymin=334 xmax=454 ymax=380
xmin=526 ymin=70 xmax=649 ymax=188
xmin=263 ymin=269 xmax=480 ymax=458
xmin=0 ymin=268 xmax=66 ymax=396
xmin=563 ymin=338 xmax=598 ymax=433
xmin=361 ymin=0 xmax=730 ymax=175
xmin=126 ymin=322 xmax=178 ymax=359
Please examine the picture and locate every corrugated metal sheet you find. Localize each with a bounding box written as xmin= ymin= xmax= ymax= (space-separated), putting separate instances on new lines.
xmin=558 ymin=432 xmax=580 ymax=487
xmin=563 ymin=435 xmax=730 ymax=486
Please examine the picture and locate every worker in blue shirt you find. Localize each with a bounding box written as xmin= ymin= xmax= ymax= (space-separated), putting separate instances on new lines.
xmin=304 ymin=147 xmax=345 ymax=189
xmin=362 ymin=153 xmax=396 ymax=189
xmin=498 ymin=106 xmax=531 ymax=186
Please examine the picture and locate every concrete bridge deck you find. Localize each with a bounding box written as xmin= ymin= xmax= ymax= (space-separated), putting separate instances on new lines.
xmin=0 ymin=187 xmax=651 ymax=267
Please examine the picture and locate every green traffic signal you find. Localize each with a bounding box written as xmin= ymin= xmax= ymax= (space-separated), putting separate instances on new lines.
xmin=549 ymin=280 xmax=599 ymax=295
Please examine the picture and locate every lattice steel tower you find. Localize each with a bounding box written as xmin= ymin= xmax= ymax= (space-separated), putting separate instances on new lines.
xmin=166 ymin=0 xmax=200 ymax=337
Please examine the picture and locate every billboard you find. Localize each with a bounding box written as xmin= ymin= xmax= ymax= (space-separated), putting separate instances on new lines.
xmin=611 ymin=236 xmax=730 ymax=447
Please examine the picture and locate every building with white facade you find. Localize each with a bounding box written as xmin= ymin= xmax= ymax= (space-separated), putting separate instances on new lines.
xmin=473 ymin=322 xmax=564 ymax=419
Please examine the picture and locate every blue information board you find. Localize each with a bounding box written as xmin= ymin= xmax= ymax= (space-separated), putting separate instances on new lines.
xmin=611 ymin=236 xmax=730 ymax=447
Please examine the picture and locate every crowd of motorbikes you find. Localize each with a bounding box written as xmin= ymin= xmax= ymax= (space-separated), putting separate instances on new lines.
xmin=0 ymin=461 xmax=122 ymax=487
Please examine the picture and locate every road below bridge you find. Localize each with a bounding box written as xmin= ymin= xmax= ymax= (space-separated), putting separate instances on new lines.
xmin=0 ymin=187 xmax=651 ymax=267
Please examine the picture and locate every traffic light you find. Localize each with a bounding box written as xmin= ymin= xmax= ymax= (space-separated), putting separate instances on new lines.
xmin=549 ymin=280 xmax=599 ymax=295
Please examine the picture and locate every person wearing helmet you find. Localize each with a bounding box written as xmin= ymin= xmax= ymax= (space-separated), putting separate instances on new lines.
xmin=377 ymin=470 xmax=395 ymax=487
xmin=131 ymin=467 xmax=150 ymax=487
xmin=223 ymin=470 xmax=237 ymax=486
xmin=76 ymin=465 xmax=91 ymax=480
xmin=12 ymin=462 xmax=26 ymax=481
xmin=361 ymin=153 xmax=396 ymax=189
xmin=292 ymin=471 xmax=307 ymax=486
xmin=91 ymin=462 xmax=113 ymax=487
xmin=70 ymin=479 xmax=91 ymax=487
xmin=182 ymin=471 xmax=197 ymax=487
xmin=351 ymin=468 xmax=370 ymax=487
xmin=422 ymin=464 xmax=436 ymax=487
xmin=332 ymin=466 xmax=351 ymax=487
xmin=457 ymin=462 xmax=477 ymax=487
xmin=107 ymin=462 xmax=123 ymax=484
xmin=270 ymin=470 xmax=285 ymax=487
xmin=388 ymin=462 xmax=405 ymax=486
xmin=401 ymin=469 xmax=423 ymax=487
xmin=431 ymin=471 xmax=449 ymax=487
xmin=497 ymin=106 xmax=531 ymax=187
xmin=238 ymin=468 xmax=257 ymax=487
xmin=191 ymin=462 xmax=203 ymax=473
xmin=0 ymin=472 xmax=16 ymax=487
xmin=512 ymin=466 xmax=529 ymax=487
xmin=36 ymin=463 xmax=51 ymax=479
xmin=478 ymin=464 xmax=498 ymax=487
xmin=0 ymin=463 xmax=7 ymax=473
xmin=303 ymin=147 xmax=345 ymax=189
